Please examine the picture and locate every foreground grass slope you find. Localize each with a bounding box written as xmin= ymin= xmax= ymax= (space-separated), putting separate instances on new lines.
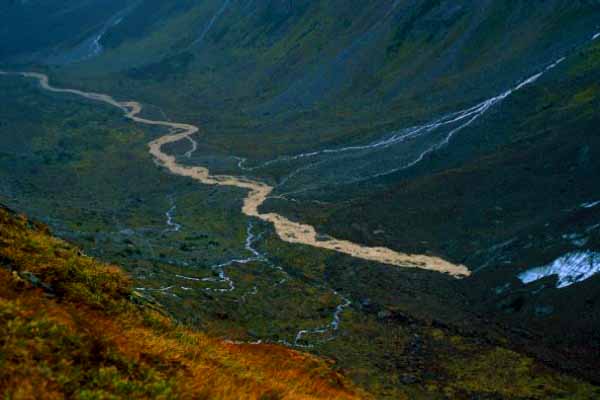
xmin=0 ymin=206 xmax=365 ymax=400
xmin=1 ymin=207 xmax=600 ymax=399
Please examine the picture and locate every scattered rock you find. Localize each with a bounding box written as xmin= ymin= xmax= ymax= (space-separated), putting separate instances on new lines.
xmin=377 ymin=310 xmax=392 ymax=320
xmin=400 ymin=374 xmax=418 ymax=385
xmin=18 ymin=271 xmax=54 ymax=293
xmin=316 ymin=234 xmax=332 ymax=241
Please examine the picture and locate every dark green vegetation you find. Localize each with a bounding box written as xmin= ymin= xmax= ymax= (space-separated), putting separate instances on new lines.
xmin=2 ymin=0 xmax=600 ymax=398
xmin=51 ymin=0 xmax=600 ymax=158
xmin=0 ymin=0 xmax=127 ymax=63
xmin=266 ymin=17 xmax=600 ymax=383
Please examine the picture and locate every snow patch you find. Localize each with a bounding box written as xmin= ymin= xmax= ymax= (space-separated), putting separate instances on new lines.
xmin=518 ymin=251 xmax=600 ymax=288
xmin=581 ymin=200 xmax=600 ymax=209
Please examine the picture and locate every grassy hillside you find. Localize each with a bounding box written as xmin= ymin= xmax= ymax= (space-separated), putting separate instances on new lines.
xmin=0 ymin=205 xmax=366 ymax=399
xmin=4 ymin=1 xmax=599 ymax=158
xmin=2 ymin=205 xmax=600 ymax=399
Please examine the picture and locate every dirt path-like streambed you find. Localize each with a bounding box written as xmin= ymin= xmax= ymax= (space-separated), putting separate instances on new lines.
xmin=1 ymin=71 xmax=470 ymax=277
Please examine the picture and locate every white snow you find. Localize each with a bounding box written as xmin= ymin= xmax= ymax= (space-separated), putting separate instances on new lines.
xmin=518 ymin=251 xmax=600 ymax=288
xmin=581 ymin=200 xmax=600 ymax=209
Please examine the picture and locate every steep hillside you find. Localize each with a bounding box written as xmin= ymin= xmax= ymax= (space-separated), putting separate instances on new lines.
xmin=47 ymin=0 xmax=600 ymax=157
xmin=0 ymin=205 xmax=366 ymax=399
xmin=0 ymin=0 xmax=128 ymax=62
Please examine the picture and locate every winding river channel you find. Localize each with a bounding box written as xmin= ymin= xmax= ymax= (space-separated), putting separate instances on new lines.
xmin=0 ymin=71 xmax=470 ymax=277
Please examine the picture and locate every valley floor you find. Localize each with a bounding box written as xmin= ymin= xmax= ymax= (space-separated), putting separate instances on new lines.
xmin=0 ymin=73 xmax=599 ymax=398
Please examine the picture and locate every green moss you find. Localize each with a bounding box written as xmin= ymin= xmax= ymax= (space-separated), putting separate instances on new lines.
xmin=443 ymin=347 xmax=599 ymax=399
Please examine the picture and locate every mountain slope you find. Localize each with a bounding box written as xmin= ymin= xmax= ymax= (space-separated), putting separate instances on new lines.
xmin=45 ymin=0 xmax=600 ymax=157
xmin=0 ymin=0 xmax=128 ymax=62
xmin=0 ymin=205 xmax=366 ymax=400
xmin=265 ymin=27 xmax=600 ymax=381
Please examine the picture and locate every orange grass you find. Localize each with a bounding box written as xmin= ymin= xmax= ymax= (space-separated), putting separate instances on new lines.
xmin=0 ymin=206 xmax=368 ymax=399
